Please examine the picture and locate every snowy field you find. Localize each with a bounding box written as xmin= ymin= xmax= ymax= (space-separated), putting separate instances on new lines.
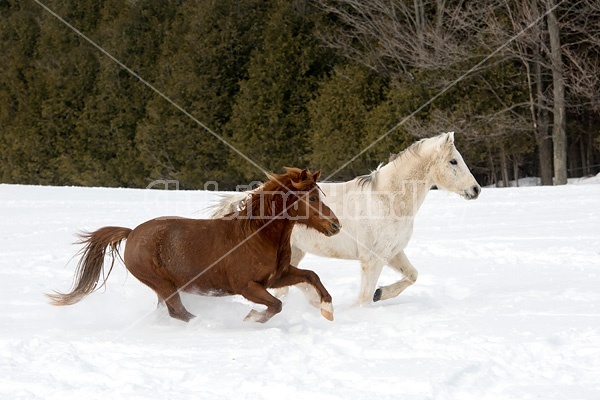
xmin=1 ymin=179 xmax=599 ymax=400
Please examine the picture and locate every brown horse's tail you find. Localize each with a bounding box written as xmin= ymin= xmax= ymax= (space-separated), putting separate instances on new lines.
xmin=47 ymin=226 xmax=132 ymax=306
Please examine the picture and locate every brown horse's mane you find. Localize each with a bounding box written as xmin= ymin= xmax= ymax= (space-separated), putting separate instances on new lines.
xmin=228 ymin=167 xmax=318 ymax=230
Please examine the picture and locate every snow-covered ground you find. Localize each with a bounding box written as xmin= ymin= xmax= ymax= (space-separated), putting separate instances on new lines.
xmin=488 ymin=172 xmax=600 ymax=187
xmin=1 ymin=180 xmax=599 ymax=399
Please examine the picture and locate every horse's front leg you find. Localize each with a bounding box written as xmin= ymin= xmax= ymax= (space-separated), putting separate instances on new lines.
xmin=240 ymin=281 xmax=283 ymax=323
xmin=373 ymin=250 xmax=418 ymax=302
xmin=271 ymin=246 xmax=307 ymax=299
xmin=271 ymin=266 xmax=334 ymax=321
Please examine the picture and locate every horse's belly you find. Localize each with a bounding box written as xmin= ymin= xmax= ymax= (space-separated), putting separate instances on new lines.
xmin=183 ymin=279 xmax=234 ymax=297
xmin=291 ymin=225 xmax=358 ymax=260
xmin=291 ymin=219 xmax=413 ymax=262
xmin=175 ymin=247 xmax=277 ymax=294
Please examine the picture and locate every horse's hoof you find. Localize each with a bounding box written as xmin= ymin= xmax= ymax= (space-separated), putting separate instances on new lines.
xmin=244 ymin=309 xmax=269 ymax=323
xmin=185 ymin=312 xmax=197 ymax=322
xmin=320 ymin=302 xmax=334 ymax=321
xmin=244 ymin=309 xmax=260 ymax=322
xmin=321 ymin=309 xmax=334 ymax=321
xmin=373 ymin=288 xmax=382 ymax=302
xmin=171 ymin=311 xmax=196 ymax=323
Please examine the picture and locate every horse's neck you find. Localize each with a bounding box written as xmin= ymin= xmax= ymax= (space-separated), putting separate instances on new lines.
xmin=377 ymin=152 xmax=433 ymax=216
xmin=255 ymin=214 xmax=294 ymax=247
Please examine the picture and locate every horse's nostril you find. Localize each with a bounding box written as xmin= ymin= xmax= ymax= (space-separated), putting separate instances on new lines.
xmin=331 ymin=222 xmax=340 ymax=231
xmin=473 ymin=186 xmax=480 ymax=195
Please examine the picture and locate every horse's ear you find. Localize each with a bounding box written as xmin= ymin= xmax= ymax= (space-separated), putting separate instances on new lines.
xmin=312 ymin=170 xmax=321 ymax=182
xmin=300 ymin=169 xmax=308 ymax=181
xmin=290 ymin=169 xmax=308 ymax=189
xmin=446 ymin=131 xmax=455 ymax=144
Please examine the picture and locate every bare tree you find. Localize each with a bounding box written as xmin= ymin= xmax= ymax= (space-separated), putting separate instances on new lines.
xmin=547 ymin=0 xmax=567 ymax=184
xmin=560 ymin=0 xmax=600 ymax=176
xmin=487 ymin=0 xmax=555 ymax=184
xmin=315 ymin=0 xmax=495 ymax=81
xmin=314 ymin=0 xmax=538 ymax=185
xmin=315 ymin=0 xmax=600 ymax=184
xmin=485 ymin=0 xmax=600 ymax=184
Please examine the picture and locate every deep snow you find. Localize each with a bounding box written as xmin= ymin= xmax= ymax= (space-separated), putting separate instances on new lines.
xmin=1 ymin=180 xmax=599 ymax=399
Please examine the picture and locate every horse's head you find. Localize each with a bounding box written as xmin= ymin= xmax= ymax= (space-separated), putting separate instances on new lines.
xmin=429 ymin=132 xmax=481 ymax=200
xmin=284 ymin=168 xmax=341 ymax=237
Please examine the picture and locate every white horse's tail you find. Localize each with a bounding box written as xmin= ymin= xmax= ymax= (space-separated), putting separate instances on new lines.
xmin=209 ymin=192 xmax=248 ymax=218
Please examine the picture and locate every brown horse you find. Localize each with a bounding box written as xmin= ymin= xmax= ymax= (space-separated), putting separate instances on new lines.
xmin=48 ymin=168 xmax=341 ymax=323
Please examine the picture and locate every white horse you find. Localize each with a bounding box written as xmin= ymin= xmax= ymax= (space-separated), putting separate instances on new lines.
xmin=211 ymin=132 xmax=481 ymax=305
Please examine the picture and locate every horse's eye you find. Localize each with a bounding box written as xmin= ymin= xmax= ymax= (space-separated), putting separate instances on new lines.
xmin=450 ymin=159 xmax=458 ymax=165
xmin=309 ymin=196 xmax=317 ymax=201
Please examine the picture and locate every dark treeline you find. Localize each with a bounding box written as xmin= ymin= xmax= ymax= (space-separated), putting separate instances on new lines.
xmin=1 ymin=0 xmax=599 ymax=189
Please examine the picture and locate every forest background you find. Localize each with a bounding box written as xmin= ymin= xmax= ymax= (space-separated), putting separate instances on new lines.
xmin=1 ymin=0 xmax=599 ymax=190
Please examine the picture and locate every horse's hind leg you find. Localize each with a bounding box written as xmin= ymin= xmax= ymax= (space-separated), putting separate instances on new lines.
xmin=149 ymin=280 xmax=196 ymax=323
xmin=373 ymin=251 xmax=418 ymax=302
xmin=240 ymin=281 xmax=282 ymax=323
xmin=162 ymin=292 xmax=195 ymax=323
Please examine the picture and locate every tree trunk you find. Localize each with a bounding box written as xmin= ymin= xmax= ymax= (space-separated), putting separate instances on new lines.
xmin=580 ymin=134 xmax=588 ymax=176
xmin=489 ymin=154 xmax=498 ymax=187
xmin=500 ymin=145 xmax=510 ymax=187
xmin=534 ymin=59 xmax=554 ymax=185
xmin=547 ymin=0 xmax=567 ymax=185
xmin=538 ymin=136 xmax=553 ymax=184
xmin=513 ymin=157 xmax=519 ymax=186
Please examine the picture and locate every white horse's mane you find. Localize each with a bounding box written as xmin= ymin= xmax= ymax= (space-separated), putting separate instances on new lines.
xmin=388 ymin=137 xmax=428 ymax=163
xmin=355 ymin=134 xmax=446 ymax=190
xmin=355 ymin=163 xmax=384 ymax=189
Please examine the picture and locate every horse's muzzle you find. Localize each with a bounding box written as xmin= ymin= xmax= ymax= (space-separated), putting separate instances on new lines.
xmin=326 ymin=221 xmax=342 ymax=236
xmin=464 ymin=185 xmax=481 ymax=200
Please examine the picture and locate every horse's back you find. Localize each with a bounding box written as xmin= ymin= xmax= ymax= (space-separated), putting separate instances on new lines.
xmin=291 ymin=180 xmax=413 ymax=262
xmin=123 ymin=217 xmax=279 ymax=294
xmin=124 ymin=218 xmax=229 ymax=281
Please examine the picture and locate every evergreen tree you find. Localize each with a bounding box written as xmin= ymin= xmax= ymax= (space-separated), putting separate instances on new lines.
xmin=2 ymin=0 xmax=103 ymax=185
xmin=81 ymin=0 xmax=179 ymax=187
xmin=0 ymin=0 xmax=42 ymax=183
xmin=226 ymin=0 xmax=331 ymax=182
xmin=136 ymin=0 xmax=268 ymax=189
xmin=1 ymin=0 xmax=598 ymax=188
xmin=307 ymin=64 xmax=386 ymax=181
